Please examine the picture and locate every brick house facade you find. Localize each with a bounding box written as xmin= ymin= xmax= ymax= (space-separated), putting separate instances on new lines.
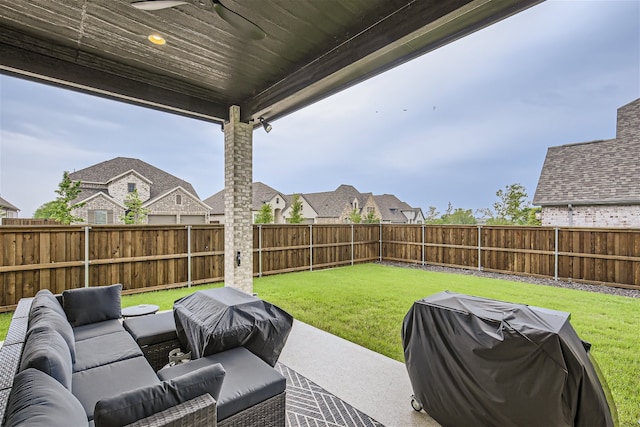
xmin=69 ymin=157 xmax=209 ymax=224
xmin=533 ymin=98 xmax=640 ymax=228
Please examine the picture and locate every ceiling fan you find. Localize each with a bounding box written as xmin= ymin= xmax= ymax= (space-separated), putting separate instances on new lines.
xmin=131 ymin=0 xmax=266 ymax=40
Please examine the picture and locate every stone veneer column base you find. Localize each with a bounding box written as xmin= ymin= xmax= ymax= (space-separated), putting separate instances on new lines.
xmin=223 ymin=106 xmax=253 ymax=294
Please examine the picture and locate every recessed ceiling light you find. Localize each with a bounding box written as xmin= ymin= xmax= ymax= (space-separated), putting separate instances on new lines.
xmin=148 ymin=34 xmax=166 ymax=45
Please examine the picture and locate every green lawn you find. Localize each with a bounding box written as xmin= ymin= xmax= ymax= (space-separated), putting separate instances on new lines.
xmin=258 ymin=264 xmax=640 ymax=427
xmin=1 ymin=264 xmax=638 ymax=426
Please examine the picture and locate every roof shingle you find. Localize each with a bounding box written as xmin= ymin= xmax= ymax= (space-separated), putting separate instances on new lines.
xmin=69 ymin=157 xmax=200 ymax=201
xmin=533 ymin=98 xmax=640 ymax=206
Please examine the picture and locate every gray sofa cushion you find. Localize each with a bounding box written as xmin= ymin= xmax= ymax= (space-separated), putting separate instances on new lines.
xmin=63 ymin=284 xmax=122 ymax=327
xmin=93 ymin=363 xmax=225 ymax=427
xmin=28 ymin=307 xmax=77 ymax=363
xmin=20 ymin=327 xmax=73 ymax=391
xmin=29 ymin=289 xmax=66 ymax=320
xmin=73 ymin=319 xmax=124 ymax=342
xmin=4 ymin=368 xmax=87 ymax=427
xmin=72 ymin=356 xmax=160 ymax=420
xmin=157 ymin=346 xmax=286 ymax=421
xmin=123 ymin=311 xmax=177 ymax=346
xmin=74 ymin=331 xmax=143 ymax=372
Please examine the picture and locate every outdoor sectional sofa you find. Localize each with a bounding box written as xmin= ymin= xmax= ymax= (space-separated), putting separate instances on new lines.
xmin=0 ymin=284 xmax=287 ymax=427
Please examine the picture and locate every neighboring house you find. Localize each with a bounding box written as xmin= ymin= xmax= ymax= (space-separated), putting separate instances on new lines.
xmin=68 ymin=157 xmax=210 ymax=224
xmin=296 ymin=184 xmax=372 ymax=224
xmin=533 ymin=98 xmax=640 ymax=228
xmin=205 ymin=183 xmax=423 ymax=224
xmin=0 ymin=196 xmax=20 ymax=221
xmin=205 ymin=182 xmax=288 ymax=224
xmin=373 ymin=194 xmax=425 ymax=224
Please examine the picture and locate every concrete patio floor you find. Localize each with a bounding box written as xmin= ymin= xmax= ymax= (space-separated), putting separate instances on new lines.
xmin=279 ymin=320 xmax=441 ymax=427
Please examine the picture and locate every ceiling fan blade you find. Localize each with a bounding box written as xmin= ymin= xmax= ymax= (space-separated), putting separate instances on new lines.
xmin=213 ymin=1 xmax=266 ymax=40
xmin=131 ymin=1 xmax=189 ymax=11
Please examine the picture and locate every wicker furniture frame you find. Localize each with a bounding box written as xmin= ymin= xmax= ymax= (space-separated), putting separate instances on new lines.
xmin=218 ymin=391 xmax=286 ymax=427
xmin=142 ymin=338 xmax=183 ymax=372
xmin=127 ymin=394 xmax=217 ymax=427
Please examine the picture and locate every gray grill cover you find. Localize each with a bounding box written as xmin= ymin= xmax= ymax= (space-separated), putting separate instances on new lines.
xmin=402 ymin=291 xmax=616 ymax=427
xmin=174 ymin=287 xmax=293 ymax=367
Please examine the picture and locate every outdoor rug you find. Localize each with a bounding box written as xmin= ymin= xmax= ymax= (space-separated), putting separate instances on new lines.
xmin=277 ymin=363 xmax=385 ymax=427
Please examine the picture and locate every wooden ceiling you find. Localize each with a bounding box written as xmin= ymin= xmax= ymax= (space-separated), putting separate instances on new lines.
xmin=0 ymin=0 xmax=541 ymax=126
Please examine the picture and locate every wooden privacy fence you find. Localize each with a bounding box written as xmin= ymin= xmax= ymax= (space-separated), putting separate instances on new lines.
xmin=1 ymin=224 xmax=639 ymax=310
xmin=0 ymin=225 xmax=225 ymax=309
xmin=383 ymin=225 xmax=640 ymax=289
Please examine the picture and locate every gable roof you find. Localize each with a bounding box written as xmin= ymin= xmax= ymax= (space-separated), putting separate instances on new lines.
xmin=374 ymin=194 xmax=420 ymax=222
xmin=0 ymin=196 xmax=19 ymax=211
xmin=203 ymin=182 xmax=283 ymax=214
xmin=203 ymin=189 xmax=224 ymax=214
xmin=69 ymin=157 xmax=199 ymax=201
xmin=79 ymin=191 xmax=126 ymax=209
xmin=533 ymin=98 xmax=640 ymax=206
xmin=144 ymin=186 xmax=211 ymax=210
xmin=204 ymin=182 xmax=422 ymax=220
xmin=303 ymin=185 xmax=370 ymax=217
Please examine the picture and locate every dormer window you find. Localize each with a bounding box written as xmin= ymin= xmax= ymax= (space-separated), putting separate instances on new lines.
xmin=176 ymin=194 xmax=182 ymax=205
xmin=127 ymin=183 xmax=136 ymax=193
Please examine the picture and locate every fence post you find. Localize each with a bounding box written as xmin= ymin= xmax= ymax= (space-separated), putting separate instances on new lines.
xmin=477 ymin=225 xmax=482 ymax=271
xmin=187 ymin=226 xmax=192 ymax=288
xmin=351 ymin=224 xmax=354 ymax=265
xmin=259 ymin=225 xmax=263 ymax=277
xmin=422 ymin=224 xmax=425 ymax=266
xmin=84 ymin=226 xmax=91 ymax=287
xmin=309 ymin=224 xmax=313 ymax=272
xmin=554 ymin=227 xmax=559 ymax=281
xmin=379 ymin=223 xmax=383 ymax=262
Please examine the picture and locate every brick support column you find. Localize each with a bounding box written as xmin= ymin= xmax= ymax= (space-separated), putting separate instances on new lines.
xmin=224 ymin=105 xmax=253 ymax=294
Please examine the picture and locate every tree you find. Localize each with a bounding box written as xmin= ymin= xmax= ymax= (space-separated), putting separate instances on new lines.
xmin=33 ymin=201 xmax=60 ymax=219
xmin=486 ymin=183 xmax=531 ymax=225
xmin=287 ymin=194 xmax=304 ymax=224
xmin=49 ymin=172 xmax=85 ymax=224
xmin=120 ymin=189 xmax=149 ymax=224
xmin=526 ymin=206 xmax=542 ymax=226
xmin=255 ymin=203 xmax=274 ymax=224
xmin=426 ymin=202 xmax=477 ymax=225
xmin=363 ymin=209 xmax=379 ymax=224
xmin=441 ymin=207 xmax=477 ymax=224
xmin=424 ymin=206 xmax=440 ymax=223
xmin=349 ymin=208 xmax=362 ymax=224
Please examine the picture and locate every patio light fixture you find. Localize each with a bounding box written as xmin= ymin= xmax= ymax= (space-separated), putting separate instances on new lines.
xmin=259 ymin=117 xmax=272 ymax=133
xmin=148 ymin=34 xmax=166 ymax=45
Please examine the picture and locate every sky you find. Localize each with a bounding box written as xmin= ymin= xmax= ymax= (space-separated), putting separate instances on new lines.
xmin=1 ymin=0 xmax=639 ymax=218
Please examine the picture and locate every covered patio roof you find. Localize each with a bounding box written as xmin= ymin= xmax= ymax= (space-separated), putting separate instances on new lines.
xmin=1 ymin=0 xmax=541 ymax=126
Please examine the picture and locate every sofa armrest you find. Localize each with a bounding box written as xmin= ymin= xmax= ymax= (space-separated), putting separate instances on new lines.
xmin=125 ymin=393 xmax=217 ymax=427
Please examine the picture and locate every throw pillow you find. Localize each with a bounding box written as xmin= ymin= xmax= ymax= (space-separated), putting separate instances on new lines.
xmin=29 ymin=289 xmax=66 ymax=320
xmin=94 ymin=363 xmax=225 ymax=427
xmin=63 ymin=284 xmax=122 ymax=327
xmin=28 ymin=307 xmax=76 ymax=363
xmin=4 ymin=368 xmax=87 ymax=427
xmin=20 ymin=327 xmax=73 ymax=391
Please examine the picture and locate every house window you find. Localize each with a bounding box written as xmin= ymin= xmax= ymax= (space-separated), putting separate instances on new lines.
xmin=176 ymin=194 xmax=182 ymax=205
xmin=127 ymin=183 xmax=136 ymax=193
xmin=94 ymin=210 xmax=108 ymax=224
